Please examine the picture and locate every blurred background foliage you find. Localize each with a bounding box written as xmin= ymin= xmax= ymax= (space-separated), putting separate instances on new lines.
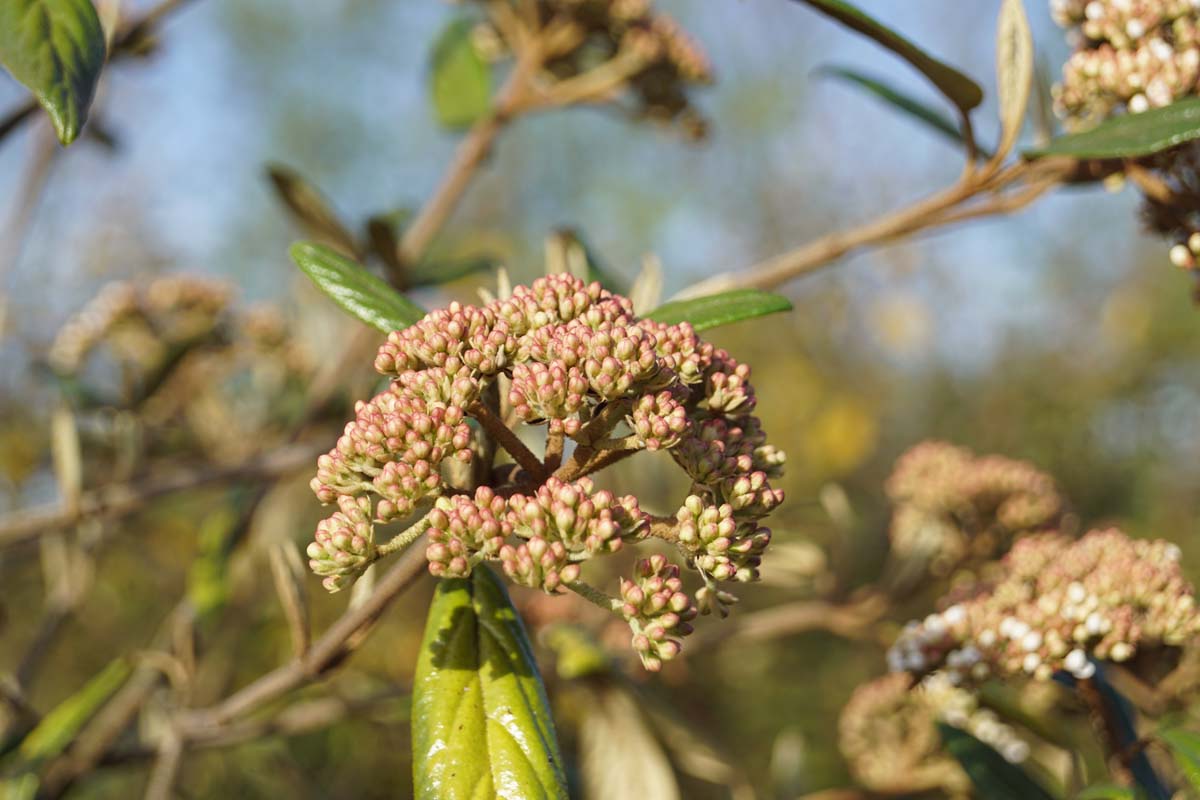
xmin=1 ymin=0 xmax=1199 ymax=797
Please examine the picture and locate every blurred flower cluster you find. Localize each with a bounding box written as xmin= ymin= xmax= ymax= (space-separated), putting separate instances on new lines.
xmin=885 ymin=440 xmax=1064 ymax=578
xmin=1051 ymin=0 xmax=1200 ymax=292
xmin=309 ymin=273 xmax=784 ymax=669
xmin=1051 ymin=0 xmax=1200 ymax=120
xmin=839 ymin=670 xmax=1032 ymax=797
xmin=47 ymin=275 xmax=312 ymax=464
xmin=468 ymin=0 xmax=712 ymax=137
xmin=890 ymin=528 xmax=1199 ymax=686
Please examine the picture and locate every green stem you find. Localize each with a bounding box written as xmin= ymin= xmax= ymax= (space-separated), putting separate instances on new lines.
xmin=376 ymin=515 xmax=433 ymax=558
xmin=568 ymin=580 xmax=622 ymax=614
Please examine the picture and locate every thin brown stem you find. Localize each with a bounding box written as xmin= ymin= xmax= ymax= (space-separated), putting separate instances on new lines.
xmin=176 ymin=543 xmax=428 ymax=731
xmin=398 ymin=51 xmax=539 ymax=265
xmin=0 ymin=439 xmax=325 ymax=549
xmin=543 ymin=429 xmax=564 ymax=472
xmin=468 ymin=401 xmax=545 ymax=480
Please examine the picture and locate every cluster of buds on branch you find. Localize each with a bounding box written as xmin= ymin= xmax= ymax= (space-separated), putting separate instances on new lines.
xmin=309 ymin=273 xmax=784 ymax=669
xmin=1052 ymin=0 xmax=1200 ymax=294
xmin=889 ymin=528 xmax=1200 ymax=687
xmin=47 ymin=276 xmax=312 ymax=461
xmin=839 ymin=671 xmax=1031 ymax=797
xmin=885 ymin=441 xmax=1065 ymax=578
xmin=1052 ymin=0 xmax=1200 ymax=120
xmin=467 ymin=0 xmax=712 ymax=137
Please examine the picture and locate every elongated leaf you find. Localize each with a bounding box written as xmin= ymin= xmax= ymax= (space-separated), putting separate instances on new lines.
xmin=938 ymin=724 xmax=1055 ymax=800
xmin=792 ymin=0 xmax=982 ymax=112
xmin=1076 ymin=784 xmax=1137 ymax=800
xmin=1028 ymin=97 xmax=1200 ymax=159
xmin=579 ymin=688 xmax=680 ymax=800
xmin=816 ymin=66 xmax=977 ymax=151
xmin=266 ymin=164 xmax=360 ymax=257
xmin=19 ymin=659 xmax=130 ymax=764
xmin=290 ymin=242 xmax=425 ymax=333
xmin=412 ymin=567 xmax=568 ymax=800
xmin=994 ymin=0 xmax=1033 ymax=159
xmin=407 ymin=256 xmax=497 ymax=288
xmin=645 ymin=289 xmax=793 ymax=331
xmin=1160 ymin=728 xmax=1200 ymax=791
xmin=0 ymin=0 xmax=107 ymax=145
xmin=430 ymin=18 xmax=491 ymax=130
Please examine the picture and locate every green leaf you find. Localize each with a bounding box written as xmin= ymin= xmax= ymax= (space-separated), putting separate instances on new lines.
xmin=816 ymin=66 xmax=981 ymax=152
xmin=1076 ymin=784 xmax=1137 ymax=800
xmin=412 ymin=567 xmax=568 ymax=800
xmin=266 ymin=164 xmax=360 ymax=257
xmin=19 ymin=659 xmax=131 ymax=764
xmin=1027 ymin=97 xmax=1200 ymax=159
xmin=792 ymin=0 xmax=982 ymax=112
xmin=994 ymin=0 xmax=1034 ymax=159
xmin=430 ymin=18 xmax=491 ymax=130
xmin=0 ymin=0 xmax=107 ymax=145
xmin=938 ymin=724 xmax=1056 ymax=800
xmin=1160 ymin=728 xmax=1200 ymax=791
xmin=407 ymin=256 xmax=497 ymax=288
xmin=289 ymin=242 xmax=425 ymax=333
xmin=645 ymin=289 xmax=793 ymax=331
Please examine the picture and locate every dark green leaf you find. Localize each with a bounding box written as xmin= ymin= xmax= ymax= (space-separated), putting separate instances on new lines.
xmin=430 ymin=18 xmax=491 ymax=130
xmin=0 ymin=0 xmax=106 ymax=145
xmin=407 ymin=256 xmax=496 ymax=288
xmin=1027 ymin=97 xmax=1200 ymax=159
xmin=816 ymin=66 xmax=983 ymax=153
xmin=645 ymin=289 xmax=793 ymax=331
xmin=1076 ymin=784 xmax=1137 ymax=800
xmin=938 ymin=724 xmax=1056 ymax=800
xmin=1160 ymin=728 xmax=1200 ymax=791
xmin=412 ymin=567 xmax=568 ymax=800
xmin=792 ymin=0 xmax=982 ymax=112
xmin=266 ymin=164 xmax=360 ymax=257
xmin=289 ymin=242 xmax=425 ymax=333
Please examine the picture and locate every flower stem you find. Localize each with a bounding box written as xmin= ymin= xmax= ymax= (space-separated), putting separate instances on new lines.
xmin=376 ymin=515 xmax=433 ymax=558
xmin=469 ymin=401 xmax=546 ymax=481
xmin=568 ymin=580 xmax=622 ymax=614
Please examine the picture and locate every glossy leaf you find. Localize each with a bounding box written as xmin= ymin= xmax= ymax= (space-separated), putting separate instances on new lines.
xmin=430 ymin=18 xmax=491 ymax=130
xmin=1160 ymin=728 xmax=1200 ymax=791
xmin=1027 ymin=97 xmax=1200 ymax=159
xmin=412 ymin=567 xmax=568 ymax=800
xmin=994 ymin=0 xmax=1033 ymax=159
xmin=792 ymin=0 xmax=982 ymax=112
xmin=816 ymin=66 xmax=977 ymax=152
xmin=266 ymin=164 xmax=360 ymax=257
xmin=0 ymin=0 xmax=106 ymax=145
xmin=938 ymin=724 xmax=1056 ymax=800
xmin=645 ymin=289 xmax=793 ymax=331
xmin=290 ymin=242 xmax=425 ymax=333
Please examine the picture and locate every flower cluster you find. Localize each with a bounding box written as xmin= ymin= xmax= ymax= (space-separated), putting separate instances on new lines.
xmin=48 ymin=276 xmax=312 ymax=461
xmin=838 ymin=672 xmax=972 ymax=797
xmin=309 ymin=273 xmax=784 ymax=669
xmin=470 ymin=0 xmax=712 ymax=138
xmin=888 ymin=528 xmax=1200 ymax=684
xmin=885 ymin=441 xmax=1064 ymax=577
xmin=1051 ymin=0 xmax=1200 ymax=121
xmin=1051 ymin=0 xmax=1200 ymax=295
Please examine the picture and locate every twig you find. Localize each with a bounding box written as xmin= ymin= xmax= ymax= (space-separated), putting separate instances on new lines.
xmin=468 ymin=401 xmax=546 ymax=480
xmin=143 ymin=727 xmax=184 ymax=800
xmin=398 ymin=51 xmax=539 ymax=265
xmin=675 ymin=158 xmax=1077 ymax=296
xmin=685 ymin=594 xmax=887 ymax=652
xmin=176 ymin=542 xmax=428 ymax=732
xmin=0 ymin=439 xmax=325 ymax=549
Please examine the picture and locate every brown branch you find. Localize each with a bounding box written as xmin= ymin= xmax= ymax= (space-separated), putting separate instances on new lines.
xmin=0 ymin=439 xmax=326 ymax=549
xmin=398 ymin=51 xmax=540 ymax=266
xmin=675 ymin=158 xmax=1078 ymax=296
xmin=686 ymin=593 xmax=887 ymax=653
xmin=175 ymin=543 xmax=428 ymax=732
xmin=468 ymin=401 xmax=546 ymax=481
